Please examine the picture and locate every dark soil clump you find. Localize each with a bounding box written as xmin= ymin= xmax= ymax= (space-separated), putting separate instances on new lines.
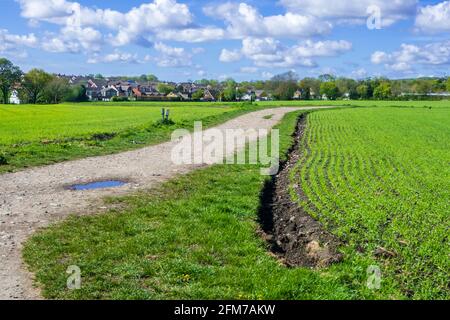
xmin=258 ymin=115 xmax=343 ymax=268
xmin=91 ymin=132 xmax=117 ymax=141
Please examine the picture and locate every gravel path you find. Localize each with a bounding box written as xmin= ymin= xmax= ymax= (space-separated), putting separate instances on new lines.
xmin=0 ymin=107 xmax=327 ymax=300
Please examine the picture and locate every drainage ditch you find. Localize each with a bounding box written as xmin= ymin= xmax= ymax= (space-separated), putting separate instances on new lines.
xmin=258 ymin=114 xmax=343 ymax=268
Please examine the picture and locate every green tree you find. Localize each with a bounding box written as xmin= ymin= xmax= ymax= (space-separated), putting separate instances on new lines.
xmin=64 ymin=85 xmax=87 ymax=102
xmin=139 ymin=74 xmax=148 ymax=82
xmin=147 ymin=74 xmax=159 ymax=82
xmin=271 ymin=71 xmax=299 ymax=82
xmin=22 ymin=69 xmax=53 ymax=104
xmin=192 ymin=89 xmax=204 ymax=100
xmin=446 ymin=78 xmax=450 ymax=92
xmin=221 ymin=79 xmax=238 ymax=101
xmin=320 ymin=81 xmax=339 ymax=100
xmin=431 ymin=79 xmax=446 ymax=93
xmin=299 ymin=78 xmax=321 ymax=99
xmin=157 ymin=83 xmax=175 ymax=95
xmin=221 ymin=86 xmax=237 ymax=101
xmin=0 ymin=58 xmax=22 ymax=104
xmin=336 ymin=78 xmax=357 ymax=99
xmin=318 ymin=74 xmax=336 ymax=82
xmin=43 ymin=77 xmax=70 ymax=104
xmin=273 ymin=81 xmax=298 ymax=100
xmin=356 ymin=84 xmax=370 ymax=99
xmin=373 ymin=82 xmax=392 ymax=100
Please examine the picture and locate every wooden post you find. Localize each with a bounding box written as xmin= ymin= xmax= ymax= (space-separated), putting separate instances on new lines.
xmin=161 ymin=108 xmax=165 ymax=122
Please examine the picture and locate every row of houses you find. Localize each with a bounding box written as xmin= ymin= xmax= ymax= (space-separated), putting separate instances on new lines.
xmin=62 ymin=76 xmax=211 ymax=101
xmin=64 ymin=75 xmax=272 ymax=102
xmin=6 ymin=74 xmax=278 ymax=104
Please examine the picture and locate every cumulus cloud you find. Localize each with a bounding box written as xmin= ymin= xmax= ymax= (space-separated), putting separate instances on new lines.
xmin=0 ymin=29 xmax=38 ymax=57
xmin=415 ymin=1 xmax=450 ymax=33
xmin=87 ymin=50 xmax=140 ymax=64
xmin=17 ymin=0 xmax=194 ymax=46
xmin=351 ymin=68 xmax=368 ymax=79
xmin=157 ymin=27 xmax=225 ymax=43
xmin=204 ymin=2 xmax=331 ymax=39
xmin=18 ymin=0 xmax=78 ymax=20
xmin=371 ymin=41 xmax=450 ymax=72
xmin=17 ymin=0 xmax=192 ymax=28
xmin=153 ymin=42 xmax=192 ymax=67
xmin=280 ymin=0 xmax=417 ymax=26
xmin=0 ymin=29 xmax=38 ymax=48
xmin=219 ymin=49 xmax=242 ymax=62
xmin=222 ymin=37 xmax=352 ymax=68
xmin=42 ymin=25 xmax=103 ymax=53
xmin=261 ymin=71 xmax=274 ymax=79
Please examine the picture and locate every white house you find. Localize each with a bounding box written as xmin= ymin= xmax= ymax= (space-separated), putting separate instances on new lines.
xmin=101 ymin=86 xmax=119 ymax=101
xmin=241 ymin=93 xmax=253 ymax=101
xmin=9 ymin=90 xmax=20 ymax=104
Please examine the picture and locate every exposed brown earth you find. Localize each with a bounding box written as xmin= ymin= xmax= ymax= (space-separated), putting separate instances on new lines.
xmin=258 ymin=115 xmax=343 ymax=268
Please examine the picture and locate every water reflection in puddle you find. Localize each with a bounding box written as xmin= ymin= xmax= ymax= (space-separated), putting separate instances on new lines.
xmin=68 ymin=180 xmax=127 ymax=191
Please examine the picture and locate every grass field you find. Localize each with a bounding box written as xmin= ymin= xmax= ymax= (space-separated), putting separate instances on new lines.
xmin=1 ymin=100 xmax=449 ymax=173
xmin=23 ymin=106 xmax=449 ymax=299
xmin=292 ymin=107 xmax=450 ymax=298
xmin=24 ymin=110 xmax=380 ymax=300
xmin=77 ymin=99 xmax=450 ymax=108
xmin=258 ymin=100 xmax=450 ymax=108
xmin=0 ymin=103 xmax=257 ymax=173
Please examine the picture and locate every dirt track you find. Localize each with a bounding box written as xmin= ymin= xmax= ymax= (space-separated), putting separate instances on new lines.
xmin=0 ymin=107 xmax=330 ymax=300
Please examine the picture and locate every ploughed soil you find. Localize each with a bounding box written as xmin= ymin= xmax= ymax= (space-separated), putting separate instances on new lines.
xmin=258 ymin=115 xmax=343 ymax=268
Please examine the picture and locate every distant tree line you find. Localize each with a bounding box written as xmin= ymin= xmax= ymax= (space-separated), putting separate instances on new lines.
xmin=236 ymin=71 xmax=450 ymax=101
xmin=0 ymin=58 xmax=87 ymax=104
xmin=2 ymin=58 xmax=450 ymax=105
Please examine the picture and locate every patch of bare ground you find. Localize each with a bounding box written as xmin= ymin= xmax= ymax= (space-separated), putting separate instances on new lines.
xmin=258 ymin=115 xmax=343 ymax=268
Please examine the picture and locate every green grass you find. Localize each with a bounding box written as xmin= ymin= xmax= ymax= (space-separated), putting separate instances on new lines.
xmin=24 ymin=109 xmax=403 ymax=300
xmin=291 ymin=107 xmax=450 ymax=299
xmin=0 ymin=103 xmax=262 ymax=173
xmin=10 ymin=101 xmax=450 ymax=299
xmin=1 ymin=100 xmax=448 ymax=173
xmin=257 ymin=100 xmax=450 ymax=108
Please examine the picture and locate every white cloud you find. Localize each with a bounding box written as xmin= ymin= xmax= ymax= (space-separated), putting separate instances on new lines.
xmin=204 ymin=2 xmax=331 ymax=39
xmin=280 ymin=0 xmax=417 ymax=26
xmin=18 ymin=0 xmax=78 ymax=20
xmin=153 ymin=42 xmax=192 ymax=67
xmin=0 ymin=29 xmax=38 ymax=57
xmin=44 ymin=25 xmax=103 ymax=53
xmin=233 ymin=37 xmax=352 ymax=68
xmin=371 ymin=51 xmax=389 ymax=64
xmin=219 ymin=49 xmax=242 ymax=62
xmin=17 ymin=0 xmax=194 ymax=46
xmin=0 ymin=29 xmax=38 ymax=47
xmin=261 ymin=71 xmax=274 ymax=79
xmin=157 ymin=27 xmax=225 ymax=43
xmin=289 ymin=40 xmax=353 ymax=58
xmin=371 ymin=41 xmax=450 ymax=72
xmin=87 ymin=50 xmax=139 ymax=64
xmin=415 ymin=1 xmax=450 ymax=33
xmin=42 ymin=37 xmax=79 ymax=53
xmin=351 ymin=68 xmax=367 ymax=79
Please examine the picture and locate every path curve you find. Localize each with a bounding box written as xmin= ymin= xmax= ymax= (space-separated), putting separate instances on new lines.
xmin=0 ymin=107 xmax=328 ymax=299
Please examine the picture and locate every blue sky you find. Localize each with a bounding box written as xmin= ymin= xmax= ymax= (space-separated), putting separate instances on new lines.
xmin=1 ymin=0 xmax=449 ymax=81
